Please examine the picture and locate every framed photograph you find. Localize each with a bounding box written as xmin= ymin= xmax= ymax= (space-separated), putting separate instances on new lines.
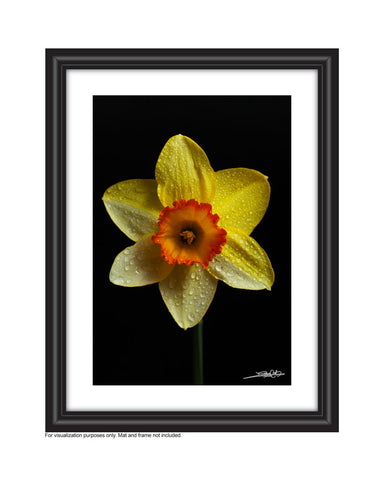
xmin=46 ymin=49 xmax=338 ymax=431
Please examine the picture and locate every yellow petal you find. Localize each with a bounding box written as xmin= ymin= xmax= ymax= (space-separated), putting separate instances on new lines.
xmin=159 ymin=263 xmax=217 ymax=329
xmin=207 ymin=228 xmax=274 ymax=290
xmin=212 ymin=168 xmax=271 ymax=235
xmin=103 ymin=179 xmax=163 ymax=241
xmin=155 ymin=135 xmax=216 ymax=207
xmin=110 ymin=234 xmax=174 ymax=287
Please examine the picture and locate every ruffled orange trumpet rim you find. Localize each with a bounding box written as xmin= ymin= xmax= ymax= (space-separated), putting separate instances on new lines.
xmin=152 ymin=199 xmax=227 ymax=269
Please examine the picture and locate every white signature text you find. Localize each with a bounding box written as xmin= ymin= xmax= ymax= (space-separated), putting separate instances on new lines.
xmin=243 ymin=369 xmax=285 ymax=380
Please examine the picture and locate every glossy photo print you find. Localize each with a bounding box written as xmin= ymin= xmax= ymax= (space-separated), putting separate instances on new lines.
xmin=93 ymin=96 xmax=291 ymax=386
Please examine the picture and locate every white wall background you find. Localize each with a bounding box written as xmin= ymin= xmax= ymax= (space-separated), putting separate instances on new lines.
xmin=1 ymin=1 xmax=383 ymax=479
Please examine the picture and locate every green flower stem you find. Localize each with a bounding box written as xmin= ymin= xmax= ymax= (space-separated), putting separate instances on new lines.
xmin=193 ymin=321 xmax=204 ymax=384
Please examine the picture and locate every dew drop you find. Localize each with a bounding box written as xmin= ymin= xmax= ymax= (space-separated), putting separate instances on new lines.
xmin=188 ymin=313 xmax=195 ymax=322
xmin=191 ymin=271 xmax=196 ymax=279
xmin=137 ymin=251 xmax=145 ymax=261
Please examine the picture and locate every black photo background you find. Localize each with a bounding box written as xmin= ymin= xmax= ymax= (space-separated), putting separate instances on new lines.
xmin=93 ymin=96 xmax=291 ymax=385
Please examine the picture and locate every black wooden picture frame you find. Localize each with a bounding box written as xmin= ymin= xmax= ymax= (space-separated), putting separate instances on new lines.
xmin=46 ymin=49 xmax=338 ymax=432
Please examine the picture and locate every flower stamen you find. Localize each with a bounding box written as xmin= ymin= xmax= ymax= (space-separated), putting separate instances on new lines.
xmin=179 ymin=229 xmax=196 ymax=245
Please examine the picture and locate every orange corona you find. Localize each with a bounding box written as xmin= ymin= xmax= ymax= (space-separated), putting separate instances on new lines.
xmin=152 ymin=199 xmax=227 ymax=269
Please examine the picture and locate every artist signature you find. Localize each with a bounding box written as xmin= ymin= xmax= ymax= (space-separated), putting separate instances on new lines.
xmin=243 ymin=369 xmax=285 ymax=380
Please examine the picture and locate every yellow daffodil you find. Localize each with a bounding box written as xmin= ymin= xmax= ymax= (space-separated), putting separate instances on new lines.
xmin=102 ymin=135 xmax=274 ymax=330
